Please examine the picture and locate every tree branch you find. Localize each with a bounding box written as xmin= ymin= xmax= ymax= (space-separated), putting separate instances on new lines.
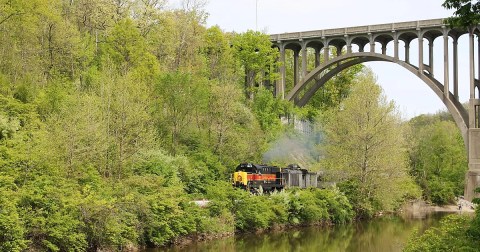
xmin=0 ymin=12 xmax=23 ymax=26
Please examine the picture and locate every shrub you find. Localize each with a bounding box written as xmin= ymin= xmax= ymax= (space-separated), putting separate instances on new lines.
xmin=0 ymin=190 xmax=28 ymax=252
xmin=233 ymin=193 xmax=275 ymax=231
xmin=404 ymin=214 xmax=480 ymax=252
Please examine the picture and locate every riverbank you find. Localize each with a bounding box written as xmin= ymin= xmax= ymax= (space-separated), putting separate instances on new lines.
xmin=165 ymin=221 xmax=335 ymax=249
xmin=147 ymin=212 xmax=449 ymax=252
xmin=401 ymin=199 xmax=475 ymax=219
xmin=158 ymin=199 xmax=477 ymax=251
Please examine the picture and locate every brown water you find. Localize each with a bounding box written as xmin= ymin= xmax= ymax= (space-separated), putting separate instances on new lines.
xmin=146 ymin=212 xmax=450 ymax=252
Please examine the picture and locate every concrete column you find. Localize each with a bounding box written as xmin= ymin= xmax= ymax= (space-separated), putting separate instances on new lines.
xmin=335 ymin=45 xmax=342 ymax=67
xmin=419 ymin=34 xmax=424 ymax=72
xmin=429 ymin=39 xmax=434 ymax=76
xmin=405 ymin=42 xmax=410 ymax=63
xmin=444 ymin=34 xmax=449 ymax=98
xmin=381 ymin=43 xmax=387 ymax=55
xmin=315 ymin=47 xmax=320 ymax=67
xmin=346 ymin=39 xmax=352 ymax=54
xmin=369 ymin=33 xmax=374 ymax=53
xmin=475 ymin=35 xmax=480 ymax=86
xmin=323 ymin=46 xmax=329 ymax=63
xmin=470 ymin=31 xmax=475 ymax=100
xmin=478 ymin=36 xmax=480 ymax=84
xmin=294 ymin=50 xmax=299 ymax=86
xmin=301 ymin=43 xmax=307 ymax=80
xmin=359 ymin=43 xmax=365 ymax=52
xmin=336 ymin=45 xmax=342 ymax=57
xmin=393 ymin=34 xmax=399 ymax=60
xmin=453 ymin=38 xmax=459 ymax=99
xmin=277 ymin=46 xmax=286 ymax=99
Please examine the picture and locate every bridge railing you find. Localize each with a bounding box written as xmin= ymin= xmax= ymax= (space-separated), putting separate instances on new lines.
xmin=346 ymin=25 xmax=369 ymax=34
xmin=270 ymin=18 xmax=446 ymax=42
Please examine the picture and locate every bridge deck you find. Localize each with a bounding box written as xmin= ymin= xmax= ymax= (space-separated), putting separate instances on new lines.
xmin=270 ymin=18 xmax=464 ymax=42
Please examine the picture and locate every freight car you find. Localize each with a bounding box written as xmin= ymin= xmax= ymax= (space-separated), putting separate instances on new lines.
xmin=232 ymin=163 xmax=320 ymax=193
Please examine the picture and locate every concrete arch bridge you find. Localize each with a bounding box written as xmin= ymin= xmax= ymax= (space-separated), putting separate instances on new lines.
xmin=270 ymin=18 xmax=480 ymax=201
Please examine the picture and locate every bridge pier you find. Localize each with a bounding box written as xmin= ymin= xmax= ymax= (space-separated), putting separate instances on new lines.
xmin=466 ymin=28 xmax=480 ymax=201
xmin=466 ymin=100 xmax=480 ymax=201
xmin=466 ymin=168 xmax=480 ymax=201
xmin=466 ymin=137 xmax=480 ymax=201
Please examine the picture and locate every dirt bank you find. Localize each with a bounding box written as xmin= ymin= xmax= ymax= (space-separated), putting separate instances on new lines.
xmin=402 ymin=199 xmax=475 ymax=219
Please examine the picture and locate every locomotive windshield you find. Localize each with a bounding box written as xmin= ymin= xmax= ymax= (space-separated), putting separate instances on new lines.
xmin=235 ymin=163 xmax=255 ymax=173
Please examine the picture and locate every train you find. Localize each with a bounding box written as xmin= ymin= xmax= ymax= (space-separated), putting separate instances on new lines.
xmin=232 ymin=163 xmax=321 ymax=192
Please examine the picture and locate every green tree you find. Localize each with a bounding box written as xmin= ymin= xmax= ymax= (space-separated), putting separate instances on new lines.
xmin=202 ymin=26 xmax=237 ymax=81
xmin=320 ymin=69 xmax=420 ymax=217
xmin=99 ymin=18 xmax=160 ymax=80
xmin=407 ymin=114 xmax=467 ymax=204
xmin=154 ymin=72 xmax=208 ymax=155
xmin=231 ymin=30 xmax=279 ymax=99
xmin=442 ymin=0 xmax=480 ymax=28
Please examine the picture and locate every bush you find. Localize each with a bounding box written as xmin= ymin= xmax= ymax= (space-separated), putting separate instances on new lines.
xmin=233 ymin=188 xmax=353 ymax=231
xmin=18 ymin=177 xmax=87 ymax=251
xmin=404 ymin=214 xmax=480 ymax=252
xmin=427 ymin=178 xmax=456 ymax=205
xmin=233 ymin=193 xmax=276 ymax=231
xmin=269 ymin=191 xmax=290 ymax=224
xmin=289 ymin=189 xmax=329 ymax=224
xmin=312 ymin=188 xmax=353 ymax=224
xmin=0 ymin=190 xmax=28 ymax=252
xmin=338 ymin=180 xmax=376 ymax=218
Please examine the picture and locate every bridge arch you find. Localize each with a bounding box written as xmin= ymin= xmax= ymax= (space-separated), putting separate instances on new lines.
xmin=305 ymin=40 xmax=324 ymax=49
xmin=350 ymin=36 xmax=370 ymax=51
xmin=285 ymin=52 xmax=469 ymax=144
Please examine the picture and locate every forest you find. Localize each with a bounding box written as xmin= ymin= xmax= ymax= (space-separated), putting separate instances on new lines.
xmin=0 ymin=0 xmax=479 ymax=251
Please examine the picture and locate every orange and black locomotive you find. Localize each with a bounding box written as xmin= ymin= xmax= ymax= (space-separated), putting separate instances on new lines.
xmin=233 ymin=163 xmax=320 ymax=192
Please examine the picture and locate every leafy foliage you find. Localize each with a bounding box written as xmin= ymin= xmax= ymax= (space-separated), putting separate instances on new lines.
xmin=233 ymin=188 xmax=354 ymax=232
xmin=407 ymin=114 xmax=467 ymax=204
xmin=231 ymin=30 xmax=280 ymax=99
xmin=0 ymin=0 xmax=361 ymax=249
xmin=2 ymin=0 xmax=449 ymax=249
xmin=442 ymin=0 xmax=480 ymax=28
xmin=320 ymin=69 xmax=421 ymax=218
xmin=404 ymin=214 xmax=480 ymax=252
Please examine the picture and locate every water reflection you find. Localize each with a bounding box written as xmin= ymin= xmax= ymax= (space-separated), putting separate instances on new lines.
xmin=148 ymin=212 xmax=449 ymax=252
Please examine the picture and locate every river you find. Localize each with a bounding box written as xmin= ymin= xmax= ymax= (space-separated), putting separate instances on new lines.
xmin=146 ymin=212 xmax=450 ymax=252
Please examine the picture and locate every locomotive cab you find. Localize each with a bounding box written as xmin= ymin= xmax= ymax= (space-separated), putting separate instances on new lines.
xmin=233 ymin=163 xmax=284 ymax=192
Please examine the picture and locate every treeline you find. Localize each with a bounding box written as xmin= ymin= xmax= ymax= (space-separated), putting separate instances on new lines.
xmin=0 ymin=0 xmax=359 ymax=251
xmin=0 ymin=0 xmax=476 ymax=251
xmin=0 ymin=0 xmax=285 ymax=251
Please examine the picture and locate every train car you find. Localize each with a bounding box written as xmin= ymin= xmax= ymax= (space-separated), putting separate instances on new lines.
xmin=232 ymin=163 xmax=320 ymax=192
xmin=233 ymin=163 xmax=284 ymax=192
xmin=282 ymin=164 xmax=319 ymax=188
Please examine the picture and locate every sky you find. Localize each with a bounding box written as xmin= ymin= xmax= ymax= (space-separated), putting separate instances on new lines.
xmin=172 ymin=0 xmax=471 ymax=119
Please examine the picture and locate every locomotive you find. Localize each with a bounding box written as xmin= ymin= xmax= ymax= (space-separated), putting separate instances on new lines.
xmin=232 ymin=163 xmax=320 ymax=192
